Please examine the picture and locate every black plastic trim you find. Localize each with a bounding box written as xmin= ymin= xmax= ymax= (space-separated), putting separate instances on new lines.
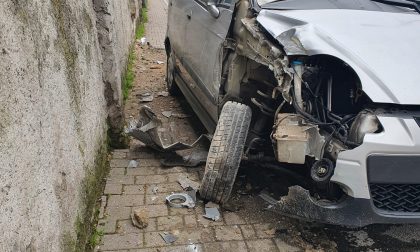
xmin=367 ymin=155 xmax=420 ymax=184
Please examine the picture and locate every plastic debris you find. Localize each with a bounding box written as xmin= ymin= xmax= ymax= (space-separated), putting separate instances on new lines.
xmin=161 ymin=150 xmax=208 ymax=167
xmin=152 ymin=186 xmax=159 ymax=194
xmin=177 ymin=175 xmax=200 ymax=191
xmin=162 ymin=111 xmax=172 ymax=118
xmin=156 ymin=60 xmax=165 ymax=65
xmin=138 ymin=93 xmax=154 ymax=102
xmin=166 ymin=193 xmax=195 ymax=208
xmin=160 ymin=232 xmax=177 ymax=244
xmin=203 ymin=207 xmax=221 ymax=221
xmin=140 ymin=37 xmax=147 ymax=46
xmin=126 ymin=106 xmax=211 ymax=152
xmin=156 ymin=91 xmax=169 ymax=97
xmin=127 ymin=160 xmax=138 ymax=168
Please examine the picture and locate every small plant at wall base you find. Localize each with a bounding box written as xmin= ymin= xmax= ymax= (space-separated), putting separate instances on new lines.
xmin=122 ymin=7 xmax=148 ymax=101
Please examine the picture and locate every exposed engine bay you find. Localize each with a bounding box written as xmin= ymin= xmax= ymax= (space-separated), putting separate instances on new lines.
xmin=220 ymin=0 xmax=384 ymax=202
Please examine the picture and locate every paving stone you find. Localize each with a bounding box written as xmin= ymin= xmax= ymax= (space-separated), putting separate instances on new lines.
xmin=274 ymin=238 xmax=301 ymax=252
xmin=203 ymin=241 xmax=248 ymax=252
xmin=168 ymin=206 xmax=196 ymax=216
xmin=112 ymin=151 xmax=127 ymax=159
xmin=145 ymin=193 xmax=167 ymax=205
xmin=167 ymin=172 xmax=199 ymax=182
xmin=173 ymin=228 xmax=215 ymax=245
xmin=99 ymin=196 xmax=107 ymax=219
xmin=107 ymin=175 xmax=135 ymax=185
xmin=114 ymin=149 xmax=130 ymax=153
xmin=155 ymin=244 xmax=205 ymax=252
xmin=157 ymin=215 xmax=184 ymax=231
xmin=156 ymin=166 xmax=187 ymax=174
xmin=138 ymin=159 xmax=162 ymax=167
xmin=214 ymin=225 xmax=243 ymax=241
xmin=246 ymin=239 xmax=278 ymax=252
xmin=184 ymin=215 xmax=197 ymax=228
xmin=145 ymin=183 xmax=182 ymax=194
xmin=127 ymin=151 xmax=155 ymax=160
xmin=104 ymin=183 xmax=123 ymax=195
xmin=123 ymin=184 xmax=146 ymax=195
xmin=100 ymin=233 xmax=143 ymax=250
xmin=127 ymin=167 xmax=158 ymax=176
xmin=144 ymin=232 xmax=169 ymax=248
xmin=105 ymin=206 xmax=132 ymax=220
xmin=136 ymin=174 xmax=168 ymax=184
xmin=98 ymin=218 xmax=117 ymax=234
xmin=108 ymin=195 xmax=144 ymax=207
xmin=240 ymin=225 xmax=257 ymax=239
xmin=134 ymin=205 xmax=169 ymax=218
xmin=223 ymin=212 xmax=246 ymax=225
xmin=109 ymin=168 xmax=126 ymax=176
xmin=253 ymin=223 xmax=277 ymax=239
xmin=111 ymin=159 xmax=131 ymax=168
xmin=196 ymin=214 xmax=224 ymax=227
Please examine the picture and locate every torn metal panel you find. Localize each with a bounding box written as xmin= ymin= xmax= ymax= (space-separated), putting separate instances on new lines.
xmin=126 ymin=106 xmax=210 ymax=152
xmin=256 ymin=9 xmax=420 ymax=105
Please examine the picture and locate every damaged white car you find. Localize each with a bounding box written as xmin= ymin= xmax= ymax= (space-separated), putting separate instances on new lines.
xmin=165 ymin=0 xmax=420 ymax=226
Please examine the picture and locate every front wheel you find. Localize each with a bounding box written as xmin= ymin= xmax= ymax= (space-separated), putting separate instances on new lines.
xmin=166 ymin=48 xmax=180 ymax=96
xmin=199 ymin=102 xmax=252 ymax=204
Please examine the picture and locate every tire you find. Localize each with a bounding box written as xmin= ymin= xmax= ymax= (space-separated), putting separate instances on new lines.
xmin=200 ymin=101 xmax=252 ymax=204
xmin=166 ymin=48 xmax=181 ymax=96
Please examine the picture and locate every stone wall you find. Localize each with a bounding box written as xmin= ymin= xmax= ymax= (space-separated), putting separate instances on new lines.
xmin=0 ymin=0 xmax=141 ymax=251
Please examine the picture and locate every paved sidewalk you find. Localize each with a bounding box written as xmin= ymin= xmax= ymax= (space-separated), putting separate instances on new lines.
xmin=145 ymin=0 xmax=168 ymax=49
xmin=95 ymin=149 xmax=299 ymax=252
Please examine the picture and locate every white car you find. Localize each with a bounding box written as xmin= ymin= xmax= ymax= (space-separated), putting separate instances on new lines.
xmin=165 ymin=0 xmax=420 ymax=226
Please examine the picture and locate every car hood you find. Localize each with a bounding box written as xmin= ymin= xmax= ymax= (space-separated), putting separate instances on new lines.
xmin=257 ymin=9 xmax=420 ymax=105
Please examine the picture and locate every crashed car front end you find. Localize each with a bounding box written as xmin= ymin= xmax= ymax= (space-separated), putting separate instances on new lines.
xmin=225 ymin=1 xmax=420 ymax=226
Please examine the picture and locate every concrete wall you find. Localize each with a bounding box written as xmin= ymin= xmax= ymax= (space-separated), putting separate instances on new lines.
xmin=0 ymin=0 xmax=140 ymax=251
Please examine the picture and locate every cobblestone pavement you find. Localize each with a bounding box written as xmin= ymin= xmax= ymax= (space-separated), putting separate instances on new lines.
xmin=145 ymin=0 xmax=168 ymax=49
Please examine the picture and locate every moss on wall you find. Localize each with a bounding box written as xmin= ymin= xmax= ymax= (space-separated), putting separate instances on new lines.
xmin=62 ymin=138 xmax=110 ymax=252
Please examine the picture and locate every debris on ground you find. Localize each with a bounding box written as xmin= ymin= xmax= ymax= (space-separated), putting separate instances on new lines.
xmin=127 ymin=160 xmax=138 ymax=168
xmin=161 ymin=150 xmax=208 ymax=167
xmin=203 ymin=206 xmax=221 ymax=221
xmin=126 ymin=106 xmax=210 ymax=152
xmin=156 ymin=60 xmax=164 ymax=65
xmin=186 ymin=188 xmax=197 ymax=203
xmin=162 ymin=111 xmax=172 ymax=118
xmin=139 ymin=37 xmax=147 ymax=46
xmin=152 ymin=186 xmax=159 ymax=194
xmin=150 ymin=65 xmax=162 ymax=69
xmin=166 ymin=193 xmax=195 ymax=208
xmin=160 ymin=232 xmax=178 ymax=244
xmin=138 ymin=93 xmax=154 ymax=102
xmin=177 ymin=175 xmax=200 ymax=191
xmin=131 ymin=208 xmax=149 ymax=229
xmin=259 ymin=190 xmax=278 ymax=205
xmin=156 ymin=91 xmax=169 ymax=97
xmin=171 ymin=112 xmax=191 ymax=118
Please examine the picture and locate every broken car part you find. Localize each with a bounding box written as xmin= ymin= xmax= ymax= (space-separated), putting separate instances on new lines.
xmin=126 ymin=106 xmax=210 ymax=152
xmin=166 ymin=193 xmax=195 ymax=208
xmin=160 ymin=232 xmax=177 ymax=244
xmin=177 ymin=175 xmax=200 ymax=191
xmin=203 ymin=205 xmax=221 ymax=221
xmin=160 ymin=150 xmax=208 ymax=167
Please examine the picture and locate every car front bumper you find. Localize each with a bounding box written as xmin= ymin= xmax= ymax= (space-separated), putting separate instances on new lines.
xmin=275 ymin=113 xmax=420 ymax=227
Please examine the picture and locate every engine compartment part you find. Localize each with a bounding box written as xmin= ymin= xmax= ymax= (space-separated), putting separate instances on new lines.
xmin=273 ymin=113 xmax=325 ymax=164
xmin=349 ymin=110 xmax=381 ymax=145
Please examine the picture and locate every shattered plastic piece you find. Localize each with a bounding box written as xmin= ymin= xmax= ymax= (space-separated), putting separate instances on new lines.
xmin=259 ymin=190 xmax=278 ymax=205
xmin=161 ymin=150 xmax=208 ymax=167
xmin=156 ymin=91 xmax=169 ymax=97
xmin=160 ymin=232 xmax=177 ymax=244
xmin=152 ymin=186 xmax=159 ymax=194
xmin=140 ymin=37 xmax=147 ymax=46
xmin=138 ymin=93 xmax=154 ymax=102
xmin=166 ymin=193 xmax=195 ymax=208
xmin=186 ymin=188 xmax=197 ymax=203
xmin=156 ymin=60 xmax=165 ymax=65
xmin=177 ymin=175 xmax=200 ymax=191
xmin=127 ymin=160 xmax=138 ymax=168
xmin=203 ymin=207 xmax=221 ymax=221
xmin=126 ymin=106 xmax=211 ymax=152
xmin=162 ymin=111 xmax=172 ymax=118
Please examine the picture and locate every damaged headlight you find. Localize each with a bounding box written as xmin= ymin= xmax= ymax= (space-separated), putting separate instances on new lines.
xmin=348 ymin=110 xmax=382 ymax=145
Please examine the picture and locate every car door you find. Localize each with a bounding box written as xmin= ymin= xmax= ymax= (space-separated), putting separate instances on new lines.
xmin=181 ymin=0 xmax=236 ymax=129
xmin=167 ymin=0 xmax=191 ymax=60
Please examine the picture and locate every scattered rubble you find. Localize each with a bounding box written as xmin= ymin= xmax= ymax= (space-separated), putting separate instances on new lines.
xmin=152 ymin=186 xmax=159 ymax=194
xmin=161 ymin=150 xmax=208 ymax=167
xmin=138 ymin=93 xmax=154 ymax=102
xmin=162 ymin=111 xmax=172 ymax=118
xmin=156 ymin=60 xmax=164 ymax=65
xmin=166 ymin=193 xmax=195 ymax=208
xmin=156 ymin=91 xmax=169 ymax=97
xmin=160 ymin=232 xmax=178 ymax=244
xmin=139 ymin=37 xmax=147 ymax=46
xmin=203 ymin=207 xmax=221 ymax=221
xmin=127 ymin=160 xmax=138 ymax=168
xmin=177 ymin=175 xmax=200 ymax=191
xmin=131 ymin=208 xmax=149 ymax=229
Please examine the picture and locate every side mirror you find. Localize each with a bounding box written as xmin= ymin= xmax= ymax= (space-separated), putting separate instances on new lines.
xmin=206 ymin=1 xmax=220 ymax=18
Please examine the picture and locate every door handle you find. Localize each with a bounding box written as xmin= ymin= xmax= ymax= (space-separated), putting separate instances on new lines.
xmin=186 ymin=10 xmax=192 ymax=20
